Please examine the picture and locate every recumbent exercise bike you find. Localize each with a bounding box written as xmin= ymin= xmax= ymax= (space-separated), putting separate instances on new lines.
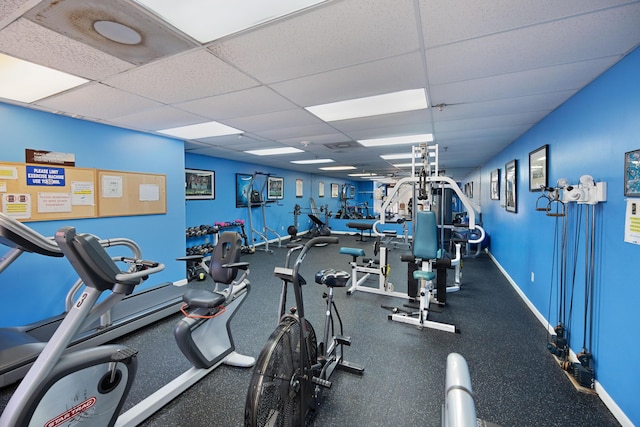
xmin=0 ymin=228 xmax=254 ymax=427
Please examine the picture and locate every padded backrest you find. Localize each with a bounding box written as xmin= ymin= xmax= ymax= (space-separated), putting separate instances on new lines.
xmin=209 ymin=231 xmax=242 ymax=284
xmin=413 ymin=211 xmax=438 ymax=260
xmin=55 ymin=226 xmax=138 ymax=291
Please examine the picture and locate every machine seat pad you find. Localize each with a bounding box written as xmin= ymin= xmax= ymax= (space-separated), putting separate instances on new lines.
xmin=383 ymin=230 xmax=397 ymax=236
xmin=315 ymin=269 xmax=350 ymax=288
xmin=346 ymin=222 xmax=373 ymax=231
xmin=182 ymin=288 xmax=225 ymax=309
xmin=413 ymin=270 xmax=436 ymax=281
xmin=340 ymin=247 xmax=365 ymax=257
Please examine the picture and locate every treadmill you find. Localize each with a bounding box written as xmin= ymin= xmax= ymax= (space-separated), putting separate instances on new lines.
xmin=0 ymin=212 xmax=184 ymax=387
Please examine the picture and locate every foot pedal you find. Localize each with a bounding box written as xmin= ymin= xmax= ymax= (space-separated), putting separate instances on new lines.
xmin=338 ymin=360 xmax=365 ymax=375
xmin=111 ymin=346 xmax=138 ymax=362
xmin=335 ymin=335 xmax=352 ymax=346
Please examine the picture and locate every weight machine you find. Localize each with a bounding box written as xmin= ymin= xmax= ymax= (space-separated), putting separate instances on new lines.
xmin=246 ymin=172 xmax=282 ymax=252
xmin=371 ymin=144 xmax=485 ymax=331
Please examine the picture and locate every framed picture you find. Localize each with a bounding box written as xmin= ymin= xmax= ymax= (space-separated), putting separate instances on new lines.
xmin=185 ymin=169 xmax=214 ymax=200
xmin=624 ymin=149 xmax=640 ymax=197
xmin=267 ymin=176 xmax=284 ymax=200
xmin=505 ymin=159 xmax=518 ymax=213
xmin=318 ymin=181 xmax=325 ymax=198
xmin=529 ymin=144 xmax=548 ymax=191
xmin=295 ymin=179 xmax=303 ymax=198
xmin=490 ymin=169 xmax=500 ymax=200
xmin=331 ymin=183 xmax=339 ymax=198
xmin=236 ymin=173 xmax=252 ymax=207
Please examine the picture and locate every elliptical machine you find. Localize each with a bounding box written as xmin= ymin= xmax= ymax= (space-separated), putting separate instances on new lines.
xmin=0 ymin=228 xmax=254 ymax=427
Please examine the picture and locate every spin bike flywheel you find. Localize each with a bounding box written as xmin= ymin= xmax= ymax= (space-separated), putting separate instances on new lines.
xmin=245 ymin=316 xmax=317 ymax=427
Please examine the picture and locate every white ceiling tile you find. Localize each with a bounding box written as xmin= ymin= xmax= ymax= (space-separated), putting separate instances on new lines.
xmin=419 ymin=0 xmax=634 ymax=47
xmin=330 ymin=110 xmax=433 ymax=136
xmin=109 ymin=105 xmax=208 ymax=131
xmin=426 ymin=4 xmax=640 ymax=84
xmin=177 ymin=86 xmax=298 ymax=120
xmin=258 ymin=124 xmax=341 ymax=142
xmin=104 ymin=49 xmax=259 ymax=104
xmin=0 ymin=18 xmax=133 ymax=79
xmin=223 ymin=109 xmax=323 ymax=133
xmin=24 ymin=0 xmax=196 ymax=65
xmin=0 ymin=0 xmax=39 ymax=27
xmin=434 ymin=111 xmax=545 ymax=133
xmin=209 ymin=0 xmax=420 ymax=83
xmin=35 ymin=82 xmax=162 ymax=119
xmin=429 ymin=57 xmax=615 ymax=105
xmin=429 ymin=91 xmax=574 ymax=121
xmin=270 ymin=52 xmax=426 ymax=106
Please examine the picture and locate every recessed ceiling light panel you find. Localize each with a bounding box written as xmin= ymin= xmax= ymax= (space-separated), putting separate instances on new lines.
xmin=0 ymin=53 xmax=87 ymax=103
xmin=158 ymin=121 xmax=243 ymax=139
xmin=359 ymin=133 xmax=434 ymax=147
xmin=135 ymin=0 xmax=327 ymax=43
xmin=291 ymin=159 xmax=334 ymax=164
xmin=245 ymin=147 xmax=304 ymax=156
xmin=306 ymin=89 xmax=428 ymax=122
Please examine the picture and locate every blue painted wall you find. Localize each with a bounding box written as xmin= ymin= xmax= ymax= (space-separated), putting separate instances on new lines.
xmin=184 ymin=152 xmax=358 ymax=243
xmin=0 ymin=103 xmax=186 ymax=327
xmin=469 ymin=47 xmax=640 ymax=425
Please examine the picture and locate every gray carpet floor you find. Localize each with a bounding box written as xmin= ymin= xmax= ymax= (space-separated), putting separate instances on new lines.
xmin=0 ymin=233 xmax=620 ymax=426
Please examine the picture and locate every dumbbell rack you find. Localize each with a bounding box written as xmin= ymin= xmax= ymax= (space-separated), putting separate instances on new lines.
xmin=185 ymin=224 xmax=218 ymax=256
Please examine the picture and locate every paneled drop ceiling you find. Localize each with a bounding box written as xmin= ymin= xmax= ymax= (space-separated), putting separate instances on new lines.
xmin=1 ymin=0 xmax=639 ymax=180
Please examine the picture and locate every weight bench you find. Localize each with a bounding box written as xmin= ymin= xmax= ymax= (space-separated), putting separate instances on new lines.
xmin=346 ymin=222 xmax=373 ymax=241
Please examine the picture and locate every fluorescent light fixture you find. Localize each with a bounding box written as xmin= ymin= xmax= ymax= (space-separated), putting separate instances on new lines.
xmin=358 ymin=133 xmax=434 ymax=148
xmin=136 ymin=0 xmax=327 ymax=43
xmin=348 ymin=173 xmax=377 ymax=177
xmin=319 ymin=166 xmax=357 ymax=171
xmin=365 ymin=176 xmax=383 ymax=180
xmin=245 ymin=147 xmax=304 ymax=156
xmin=392 ymin=163 xmax=416 ymax=168
xmin=306 ymin=89 xmax=428 ymax=122
xmin=380 ymin=153 xmax=418 ymax=160
xmin=0 ymin=53 xmax=87 ymax=103
xmin=158 ymin=121 xmax=243 ymax=139
xmin=290 ymin=159 xmax=335 ymax=164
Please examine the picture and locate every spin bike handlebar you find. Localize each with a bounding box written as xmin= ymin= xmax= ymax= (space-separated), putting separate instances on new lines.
xmin=277 ymin=236 xmax=339 ymax=285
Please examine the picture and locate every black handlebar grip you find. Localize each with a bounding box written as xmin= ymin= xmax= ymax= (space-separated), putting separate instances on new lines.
xmin=306 ymin=236 xmax=339 ymax=248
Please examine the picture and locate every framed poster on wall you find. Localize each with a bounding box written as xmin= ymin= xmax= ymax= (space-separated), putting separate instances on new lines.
xmin=185 ymin=169 xmax=214 ymax=200
xmin=236 ymin=173 xmax=252 ymax=207
xmin=490 ymin=169 xmax=500 ymax=200
xmin=529 ymin=145 xmax=548 ymax=192
xmin=267 ymin=176 xmax=284 ymax=200
xmin=505 ymin=159 xmax=517 ymax=213
xmin=624 ymin=149 xmax=640 ymax=197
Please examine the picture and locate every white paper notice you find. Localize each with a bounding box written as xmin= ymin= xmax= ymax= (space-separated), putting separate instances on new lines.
xmin=38 ymin=192 xmax=72 ymax=213
xmin=71 ymin=181 xmax=95 ymax=206
xmin=139 ymin=184 xmax=159 ymax=201
xmin=102 ymin=175 xmax=123 ymax=198
xmin=2 ymin=193 xmax=31 ymax=219
xmin=624 ymin=198 xmax=640 ymax=245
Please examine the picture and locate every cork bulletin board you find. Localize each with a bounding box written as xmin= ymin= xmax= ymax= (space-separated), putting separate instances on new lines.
xmin=0 ymin=162 xmax=166 ymax=221
xmin=97 ymin=170 xmax=166 ymax=217
xmin=0 ymin=162 xmax=96 ymax=221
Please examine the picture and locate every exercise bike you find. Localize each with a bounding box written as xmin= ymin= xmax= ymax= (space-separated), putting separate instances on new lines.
xmin=0 ymin=228 xmax=254 ymax=427
xmin=245 ymin=236 xmax=364 ymax=427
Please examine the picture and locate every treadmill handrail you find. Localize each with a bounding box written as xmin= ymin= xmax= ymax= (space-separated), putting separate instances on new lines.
xmin=0 ymin=212 xmax=61 ymax=257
